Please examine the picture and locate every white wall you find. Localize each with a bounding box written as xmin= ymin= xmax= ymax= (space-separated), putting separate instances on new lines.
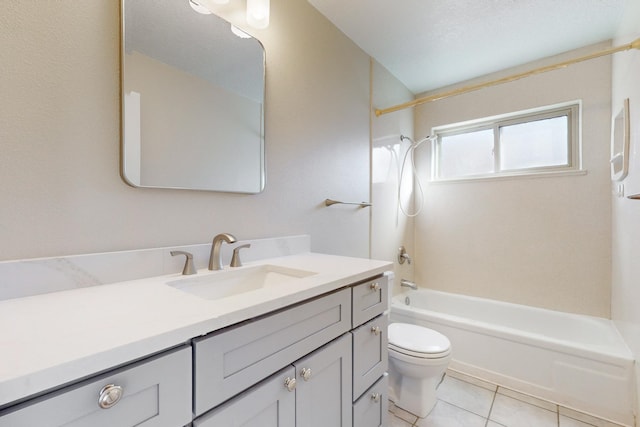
xmin=370 ymin=60 xmax=415 ymax=285
xmin=0 ymin=0 xmax=371 ymax=262
xmin=610 ymin=0 xmax=640 ymax=416
xmin=413 ymin=45 xmax=613 ymax=316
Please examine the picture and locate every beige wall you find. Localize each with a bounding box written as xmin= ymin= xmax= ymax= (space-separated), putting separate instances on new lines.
xmin=124 ymin=52 xmax=262 ymax=191
xmin=370 ymin=60 xmax=415 ymax=285
xmin=610 ymin=0 xmax=640 ymax=416
xmin=0 ymin=1 xmax=622 ymax=320
xmin=413 ymin=45 xmax=613 ymax=316
xmin=0 ymin=0 xmax=371 ymax=261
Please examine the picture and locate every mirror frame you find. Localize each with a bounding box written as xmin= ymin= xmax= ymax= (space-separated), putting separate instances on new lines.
xmin=119 ymin=0 xmax=266 ymax=193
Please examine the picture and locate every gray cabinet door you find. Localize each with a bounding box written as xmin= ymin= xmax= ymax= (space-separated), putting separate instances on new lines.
xmin=353 ymin=375 xmax=389 ymax=427
xmin=294 ymin=333 xmax=353 ymax=427
xmin=0 ymin=346 xmax=192 ymax=427
xmin=193 ymin=366 xmax=296 ymax=427
xmin=352 ymin=315 xmax=388 ymax=400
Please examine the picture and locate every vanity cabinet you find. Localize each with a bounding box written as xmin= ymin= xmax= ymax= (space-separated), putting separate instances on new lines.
xmin=0 ymin=272 xmax=389 ymax=427
xmin=0 ymin=346 xmax=192 ymax=427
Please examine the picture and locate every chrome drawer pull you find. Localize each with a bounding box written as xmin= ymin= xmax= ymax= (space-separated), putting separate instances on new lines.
xmin=301 ymin=368 xmax=312 ymax=381
xmin=371 ymin=392 xmax=381 ymax=403
xmin=369 ymin=282 xmax=380 ymax=291
xmin=98 ymin=384 xmax=123 ymax=409
xmin=371 ymin=326 xmax=382 ymax=335
xmin=284 ymin=377 xmax=297 ymax=392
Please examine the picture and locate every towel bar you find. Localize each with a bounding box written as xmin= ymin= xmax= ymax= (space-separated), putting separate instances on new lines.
xmin=324 ymin=199 xmax=372 ymax=208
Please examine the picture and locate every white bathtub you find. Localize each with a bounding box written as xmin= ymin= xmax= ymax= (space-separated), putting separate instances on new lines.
xmin=390 ymin=288 xmax=635 ymax=426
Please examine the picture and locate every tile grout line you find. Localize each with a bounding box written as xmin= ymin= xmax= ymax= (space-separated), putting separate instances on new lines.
xmin=394 ymin=375 xmax=625 ymax=427
xmin=409 ymin=397 xmax=495 ymax=426
xmin=452 ymin=370 xmax=628 ymax=426
xmin=440 ymin=398 xmax=493 ymax=423
xmin=485 ymin=389 xmax=498 ymax=427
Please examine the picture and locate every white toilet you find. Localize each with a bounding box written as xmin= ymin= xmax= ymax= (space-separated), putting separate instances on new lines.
xmin=387 ymin=318 xmax=451 ymax=417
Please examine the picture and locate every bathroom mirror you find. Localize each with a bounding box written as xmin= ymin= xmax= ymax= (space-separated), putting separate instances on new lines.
xmin=121 ymin=0 xmax=265 ymax=193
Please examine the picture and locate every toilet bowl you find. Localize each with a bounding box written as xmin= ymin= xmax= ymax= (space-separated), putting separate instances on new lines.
xmin=387 ymin=322 xmax=451 ymax=418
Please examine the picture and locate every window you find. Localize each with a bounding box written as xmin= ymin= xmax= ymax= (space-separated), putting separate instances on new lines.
xmin=432 ymin=102 xmax=580 ymax=181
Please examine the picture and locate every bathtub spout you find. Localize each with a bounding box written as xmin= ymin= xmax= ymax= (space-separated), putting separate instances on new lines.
xmin=400 ymin=279 xmax=418 ymax=290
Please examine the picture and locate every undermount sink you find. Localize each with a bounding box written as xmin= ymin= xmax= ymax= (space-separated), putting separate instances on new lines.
xmin=166 ymin=264 xmax=317 ymax=300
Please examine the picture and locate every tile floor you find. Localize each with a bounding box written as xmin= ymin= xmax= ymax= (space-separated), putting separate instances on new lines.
xmin=388 ymin=370 xmax=627 ymax=427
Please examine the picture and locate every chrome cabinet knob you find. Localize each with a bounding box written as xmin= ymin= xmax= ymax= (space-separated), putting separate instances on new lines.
xmin=369 ymin=282 xmax=380 ymax=291
xmin=284 ymin=377 xmax=296 ymax=392
xmin=371 ymin=392 xmax=381 ymax=403
xmin=98 ymin=384 xmax=123 ymax=409
xmin=371 ymin=326 xmax=382 ymax=335
xmin=301 ymin=368 xmax=312 ymax=381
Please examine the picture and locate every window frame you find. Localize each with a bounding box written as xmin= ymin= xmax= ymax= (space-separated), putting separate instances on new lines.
xmin=431 ymin=101 xmax=582 ymax=182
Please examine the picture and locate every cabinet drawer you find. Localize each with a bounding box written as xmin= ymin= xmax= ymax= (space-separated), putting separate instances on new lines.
xmin=353 ymin=375 xmax=389 ymax=427
xmin=352 ymin=275 xmax=387 ymax=328
xmin=193 ymin=288 xmax=351 ymax=415
xmin=352 ymin=315 xmax=388 ymax=400
xmin=0 ymin=346 xmax=192 ymax=427
xmin=193 ymin=366 xmax=296 ymax=427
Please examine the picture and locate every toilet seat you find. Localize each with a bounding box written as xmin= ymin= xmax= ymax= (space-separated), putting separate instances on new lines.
xmin=389 ymin=343 xmax=451 ymax=359
xmin=388 ymin=323 xmax=451 ymax=359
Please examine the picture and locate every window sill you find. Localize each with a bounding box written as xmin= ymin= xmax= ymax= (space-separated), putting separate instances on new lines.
xmin=430 ymin=169 xmax=588 ymax=184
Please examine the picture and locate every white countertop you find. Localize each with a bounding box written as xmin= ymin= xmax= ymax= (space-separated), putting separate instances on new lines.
xmin=0 ymin=252 xmax=391 ymax=407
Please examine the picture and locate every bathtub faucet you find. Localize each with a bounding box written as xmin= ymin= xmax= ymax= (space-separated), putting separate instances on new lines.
xmin=400 ymin=279 xmax=418 ymax=290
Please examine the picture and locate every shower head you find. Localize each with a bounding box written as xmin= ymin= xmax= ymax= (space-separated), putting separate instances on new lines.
xmin=400 ymin=135 xmax=414 ymax=144
xmin=400 ymin=134 xmax=434 ymax=146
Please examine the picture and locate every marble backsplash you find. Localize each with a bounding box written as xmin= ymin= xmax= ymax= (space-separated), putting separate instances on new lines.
xmin=0 ymin=235 xmax=310 ymax=301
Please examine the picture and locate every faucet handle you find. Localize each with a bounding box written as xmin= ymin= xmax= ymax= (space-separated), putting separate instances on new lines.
xmin=398 ymin=246 xmax=412 ymax=265
xmin=170 ymin=251 xmax=197 ymax=275
xmin=230 ymin=244 xmax=251 ymax=268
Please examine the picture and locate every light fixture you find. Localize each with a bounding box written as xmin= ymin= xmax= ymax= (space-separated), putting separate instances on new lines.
xmin=246 ymin=0 xmax=270 ymax=29
xmin=188 ymin=0 xmax=269 ymax=30
xmin=188 ymin=0 xmax=212 ymax=14
xmin=231 ymin=25 xmax=252 ymax=39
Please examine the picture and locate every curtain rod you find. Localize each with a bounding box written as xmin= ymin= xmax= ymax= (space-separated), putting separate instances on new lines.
xmin=375 ymin=38 xmax=640 ymax=117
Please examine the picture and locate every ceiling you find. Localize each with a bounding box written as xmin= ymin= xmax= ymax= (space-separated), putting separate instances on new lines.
xmin=307 ymin=0 xmax=625 ymax=94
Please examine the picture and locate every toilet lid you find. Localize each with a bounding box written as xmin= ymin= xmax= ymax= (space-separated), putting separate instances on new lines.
xmin=388 ymin=323 xmax=451 ymax=356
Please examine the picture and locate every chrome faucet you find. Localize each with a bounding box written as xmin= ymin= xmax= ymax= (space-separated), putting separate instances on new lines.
xmin=209 ymin=233 xmax=237 ymax=270
xmin=400 ymin=279 xmax=418 ymax=290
